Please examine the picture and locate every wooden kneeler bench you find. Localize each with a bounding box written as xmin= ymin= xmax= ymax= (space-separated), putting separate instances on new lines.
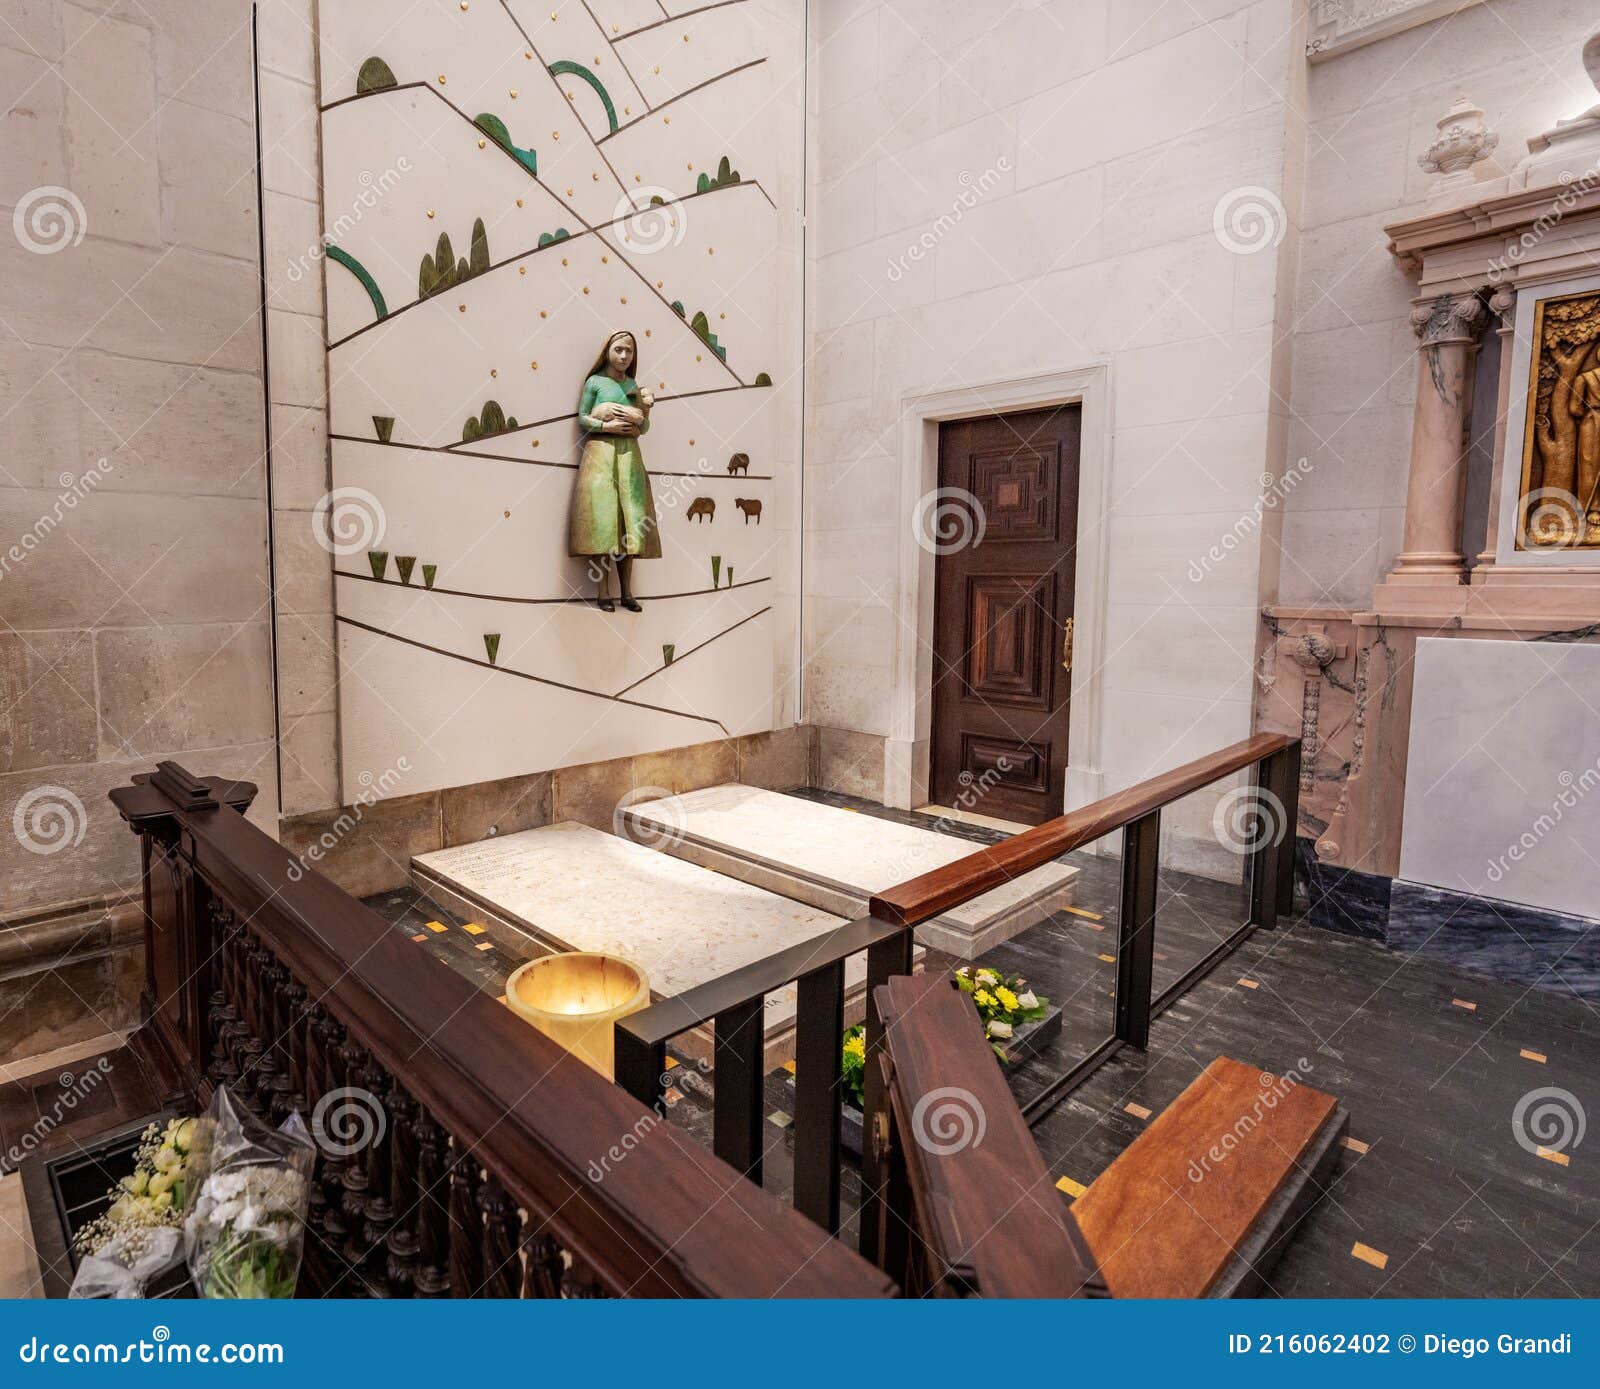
xmin=1067 ymin=1055 xmax=1347 ymax=1297
xmin=871 ymin=973 xmax=1345 ymax=1298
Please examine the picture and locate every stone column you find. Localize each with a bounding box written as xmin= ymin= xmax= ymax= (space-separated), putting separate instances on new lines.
xmin=1390 ymin=291 xmax=1489 ymax=581
xmin=1474 ymin=286 xmax=1518 ymax=569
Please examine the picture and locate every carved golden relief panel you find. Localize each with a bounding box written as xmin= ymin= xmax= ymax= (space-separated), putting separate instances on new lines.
xmin=1517 ymin=287 xmax=1600 ymax=549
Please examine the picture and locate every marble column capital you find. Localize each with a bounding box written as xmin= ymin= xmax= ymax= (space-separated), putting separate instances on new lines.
xmin=1488 ymin=285 xmax=1517 ymax=326
xmin=1409 ymin=292 xmax=1488 ymax=347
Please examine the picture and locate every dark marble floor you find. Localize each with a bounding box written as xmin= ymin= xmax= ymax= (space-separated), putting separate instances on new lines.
xmin=365 ymin=788 xmax=1600 ymax=1298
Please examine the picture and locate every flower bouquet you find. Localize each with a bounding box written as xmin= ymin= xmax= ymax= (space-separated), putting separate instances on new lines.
xmin=182 ymin=1085 xmax=315 ymax=1299
xmin=68 ymin=1116 xmax=195 ymax=1298
xmin=955 ymin=965 xmax=1051 ymax=1063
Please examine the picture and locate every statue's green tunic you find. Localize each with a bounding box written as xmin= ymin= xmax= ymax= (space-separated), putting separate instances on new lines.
xmin=568 ymin=372 xmax=661 ymax=559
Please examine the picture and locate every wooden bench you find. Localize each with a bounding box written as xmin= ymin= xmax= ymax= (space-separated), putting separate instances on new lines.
xmin=1070 ymin=1055 xmax=1347 ymax=1297
xmin=872 ymin=973 xmax=1345 ymax=1298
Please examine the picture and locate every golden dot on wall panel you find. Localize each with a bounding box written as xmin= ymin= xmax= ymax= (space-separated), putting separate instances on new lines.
xmin=696 ymin=354 xmax=702 ymax=361
xmin=601 ymin=254 xmax=609 ymax=263
xmin=518 ymin=266 xmax=526 ymax=275
xmin=653 ymin=65 xmax=660 ymax=74
xmin=532 ymin=438 xmax=540 ymax=446
xmin=658 ymin=381 xmax=665 ymax=389
xmin=565 ymin=188 xmax=573 ymax=197
xmin=438 ymin=74 xmax=447 ymax=83
xmin=687 ymin=163 xmax=693 ymax=170
xmin=561 ymin=257 xmax=568 ymax=266
xmin=504 ymin=510 xmax=511 ymax=518
xmin=525 ymin=50 xmax=532 ymax=59
xmin=719 ymin=312 xmax=726 ymax=319
xmin=644 ymin=329 xmax=651 ymax=337
xmin=427 ymin=209 xmax=436 ymax=218
xmin=490 ymin=368 xmax=498 ymax=377
xmin=634 ymin=173 xmax=641 ymax=181
xmin=539 ymin=310 xmax=548 ymax=318
xmin=664 ymin=116 xmax=671 ymax=125
xmin=531 ymin=361 xmax=539 ymax=369
xmin=689 ymin=438 xmax=695 ymax=445
xmin=655 ymin=280 xmax=663 ymax=288
xmin=459 ymin=304 xmax=467 ymax=312
xmin=516 ymin=198 xmax=523 ymax=207
xmin=683 ymin=33 xmax=690 ymax=41
xmin=478 ymin=138 xmax=486 ymax=148
xmin=509 ymin=89 xmax=519 ymax=98
xmin=582 ymin=286 xmax=589 ymax=294
xmin=625 ymin=107 xmax=632 ymax=116
xmin=552 ymin=131 xmax=560 ymax=139
xmin=620 ymin=296 xmax=627 ymax=304
xmin=592 ymin=172 xmax=599 ymax=181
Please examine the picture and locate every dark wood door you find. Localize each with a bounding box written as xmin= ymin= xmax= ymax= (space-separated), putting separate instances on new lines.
xmin=930 ymin=406 xmax=1080 ymax=824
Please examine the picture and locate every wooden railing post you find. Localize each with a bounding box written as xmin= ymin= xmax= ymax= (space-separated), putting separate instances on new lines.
xmin=612 ymin=1026 xmax=665 ymax=1115
xmin=794 ymin=960 xmax=845 ymax=1234
xmin=859 ymin=925 xmax=913 ymax=1262
xmin=712 ymin=998 xmax=765 ymax=1182
xmin=1249 ymin=741 xmax=1302 ymax=930
xmin=1114 ymin=810 xmax=1161 ymax=1050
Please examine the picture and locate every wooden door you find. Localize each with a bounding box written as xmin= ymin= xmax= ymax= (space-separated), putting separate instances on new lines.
xmin=930 ymin=406 xmax=1080 ymax=824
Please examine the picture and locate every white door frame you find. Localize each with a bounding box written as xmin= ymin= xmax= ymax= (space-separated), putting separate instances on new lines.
xmin=883 ymin=364 xmax=1114 ymax=813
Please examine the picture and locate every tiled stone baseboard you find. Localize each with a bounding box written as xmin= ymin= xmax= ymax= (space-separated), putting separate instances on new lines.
xmin=1297 ymin=839 xmax=1600 ymax=996
xmin=279 ymin=726 xmax=816 ymax=898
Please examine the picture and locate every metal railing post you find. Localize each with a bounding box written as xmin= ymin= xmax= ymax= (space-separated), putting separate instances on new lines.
xmin=1114 ymin=810 xmax=1160 ymax=1049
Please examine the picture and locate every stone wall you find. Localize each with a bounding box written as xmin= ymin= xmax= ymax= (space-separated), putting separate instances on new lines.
xmin=1280 ymin=0 xmax=1597 ymax=605
xmin=802 ymin=0 xmax=1309 ymax=820
xmin=0 ymin=0 xmax=276 ymax=927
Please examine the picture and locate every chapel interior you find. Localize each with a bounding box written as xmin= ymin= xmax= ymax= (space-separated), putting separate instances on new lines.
xmin=2 ymin=0 xmax=1600 ymax=1300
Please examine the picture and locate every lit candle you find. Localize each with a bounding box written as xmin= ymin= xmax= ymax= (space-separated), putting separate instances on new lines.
xmin=505 ymin=952 xmax=649 ymax=1078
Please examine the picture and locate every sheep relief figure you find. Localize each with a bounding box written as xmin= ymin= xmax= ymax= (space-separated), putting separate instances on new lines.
xmin=569 ymin=331 xmax=659 ymax=611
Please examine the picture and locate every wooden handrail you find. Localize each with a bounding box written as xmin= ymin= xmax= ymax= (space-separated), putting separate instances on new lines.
xmin=110 ymin=766 xmax=893 ymax=1300
xmin=870 ymin=733 xmax=1296 ymax=927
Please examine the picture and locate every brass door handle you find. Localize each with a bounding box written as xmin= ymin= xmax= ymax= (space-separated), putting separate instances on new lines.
xmin=1062 ymin=618 xmax=1074 ymax=672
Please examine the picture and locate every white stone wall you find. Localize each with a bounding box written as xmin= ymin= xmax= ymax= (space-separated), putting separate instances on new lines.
xmin=257 ymin=0 xmax=341 ymax=816
xmin=802 ymin=0 xmax=1309 ymax=812
xmin=1281 ymin=0 xmax=1597 ymax=605
xmin=0 ymin=0 xmax=276 ymax=915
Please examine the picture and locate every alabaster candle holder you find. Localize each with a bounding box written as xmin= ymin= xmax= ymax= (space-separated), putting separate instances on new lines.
xmin=505 ymin=952 xmax=650 ymax=1079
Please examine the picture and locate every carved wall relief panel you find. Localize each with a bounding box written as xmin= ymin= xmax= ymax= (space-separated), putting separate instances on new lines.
xmin=1514 ymin=286 xmax=1600 ymax=550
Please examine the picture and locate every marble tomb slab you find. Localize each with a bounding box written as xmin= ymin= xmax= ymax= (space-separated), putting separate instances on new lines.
xmin=412 ymin=822 xmax=871 ymax=1069
xmin=618 ymin=785 xmax=1078 ymax=958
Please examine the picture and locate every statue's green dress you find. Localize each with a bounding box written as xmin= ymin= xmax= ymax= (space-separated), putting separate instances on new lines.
xmin=568 ymin=372 xmax=661 ymax=559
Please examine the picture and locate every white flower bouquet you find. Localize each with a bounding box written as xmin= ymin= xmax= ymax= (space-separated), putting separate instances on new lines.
xmin=182 ymin=1085 xmax=315 ymax=1299
xmin=68 ymin=1116 xmax=196 ymax=1299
